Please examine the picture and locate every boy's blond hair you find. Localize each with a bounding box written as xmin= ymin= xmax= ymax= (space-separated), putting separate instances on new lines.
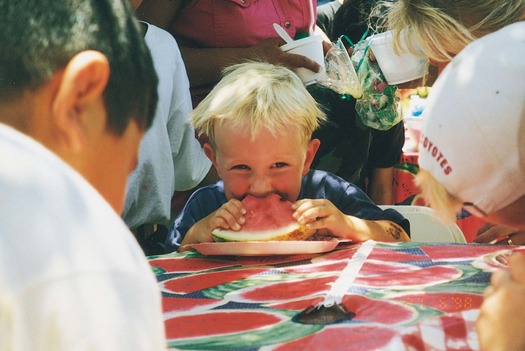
xmin=379 ymin=0 xmax=525 ymax=63
xmin=190 ymin=61 xmax=326 ymax=148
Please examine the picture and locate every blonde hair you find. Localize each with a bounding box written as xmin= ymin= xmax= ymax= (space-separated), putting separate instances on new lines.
xmin=190 ymin=61 xmax=326 ymax=148
xmin=415 ymin=168 xmax=463 ymax=224
xmin=379 ymin=0 xmax=525 ymax=63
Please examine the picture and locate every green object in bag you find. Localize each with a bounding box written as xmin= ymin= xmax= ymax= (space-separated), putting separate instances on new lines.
xmin=351 ymin=40 xmax=402 ymax=131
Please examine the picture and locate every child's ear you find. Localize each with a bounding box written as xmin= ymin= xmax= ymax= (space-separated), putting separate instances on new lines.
xmin=302 ymin=138 xmax=321 ymax=176
xmin=51 ymin=50 xmax=110 ymax=153
xmin=203 ymin=143 xmax=221 ymax=175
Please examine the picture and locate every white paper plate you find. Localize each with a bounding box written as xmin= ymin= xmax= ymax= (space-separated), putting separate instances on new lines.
xmin=186 ymin=239 xmax=340 ymax=256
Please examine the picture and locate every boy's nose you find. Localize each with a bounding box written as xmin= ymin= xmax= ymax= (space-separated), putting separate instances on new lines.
xmin=249 ymin=176 xmax=273 ymax=196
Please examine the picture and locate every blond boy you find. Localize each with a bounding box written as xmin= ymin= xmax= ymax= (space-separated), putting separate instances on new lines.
xmin=166 ymin=62 xmax=410 ymax=251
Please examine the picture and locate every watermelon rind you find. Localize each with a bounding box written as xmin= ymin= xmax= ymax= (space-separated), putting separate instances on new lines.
xmin=212 ymin=223 xmax=315 ymax=242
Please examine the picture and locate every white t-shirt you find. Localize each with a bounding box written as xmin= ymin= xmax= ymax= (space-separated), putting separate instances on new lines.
xmin=0 ymin=124 xmax=166 ymax=350
xmin=123 ymin=23 xmax=212 ymax=229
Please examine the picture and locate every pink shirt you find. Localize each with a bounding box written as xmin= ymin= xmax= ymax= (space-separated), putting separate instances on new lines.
xmin=170 ymin=0 xmax=317 ymax=48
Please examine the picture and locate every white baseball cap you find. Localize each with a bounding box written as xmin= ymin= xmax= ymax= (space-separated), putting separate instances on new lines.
xmin=418 ymin=22 xmax=525 ymax=215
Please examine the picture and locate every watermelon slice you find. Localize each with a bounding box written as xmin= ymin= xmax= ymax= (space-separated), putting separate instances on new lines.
xmin=212 ymin=194 xmax=315 ymax=242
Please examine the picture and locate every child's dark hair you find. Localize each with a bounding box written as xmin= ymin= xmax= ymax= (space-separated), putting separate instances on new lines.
xmin=331 ymin=0 xmax=392 ymax=42
xmin=0 ymin=0 xmax=158 ymax=134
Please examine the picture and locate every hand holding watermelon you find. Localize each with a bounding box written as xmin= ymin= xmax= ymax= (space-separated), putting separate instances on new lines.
xmin=183 ymin=198 xmax=248 ymax=245
xmin=293 ymin=198 xmax=358 ymax=238
xmin=212 ymin=194 xmax=316 ymax=242
xmin=292 ymin=198 xmax=410 ymax=242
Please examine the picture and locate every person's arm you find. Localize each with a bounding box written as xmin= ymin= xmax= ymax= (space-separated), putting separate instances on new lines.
xmin=137 ymin=0 xmax=321 ymax=88
xmin=179 ymin=39 xmax=322 ymax=88
xmin=367 ymin=122 xmax=405 ymax=205
xmin=292 ymin=198 xmax=410 ymax=242
xmin=341 ymin=216 xmax=410 ymax=242
xmin=473 ymin=223 xmax=525 ymax=245
xmin=367 ymin=167 xmax=394 ymax=205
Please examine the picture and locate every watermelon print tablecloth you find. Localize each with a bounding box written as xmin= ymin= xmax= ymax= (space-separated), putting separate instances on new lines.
xmin=148 ymin=241 xmax=519 ymax=351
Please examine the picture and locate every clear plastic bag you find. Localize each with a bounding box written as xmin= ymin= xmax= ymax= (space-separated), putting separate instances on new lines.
xmin=317 ymin=34 xmax=402 ymax=131
xmin=317 ymin=37 xmax=363 ymax=99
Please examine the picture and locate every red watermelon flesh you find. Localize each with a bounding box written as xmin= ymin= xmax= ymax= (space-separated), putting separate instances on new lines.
xmin=212 ymin=194 xmax=315 ymax=242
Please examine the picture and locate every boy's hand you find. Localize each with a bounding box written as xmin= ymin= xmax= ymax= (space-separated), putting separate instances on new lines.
xmin=181 ymin=199 xmax=246 ymax=246
xmin=207 ymin=198 xmax=246 ymax=232
xmin=292 ymin=199 xmax=410 ymax=242
xmin=292 ymin=199 xmax=352 ymax=238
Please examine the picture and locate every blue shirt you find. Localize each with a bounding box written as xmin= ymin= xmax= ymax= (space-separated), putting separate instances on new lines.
xmin=166 ymin=170 xmax=410 ymax=252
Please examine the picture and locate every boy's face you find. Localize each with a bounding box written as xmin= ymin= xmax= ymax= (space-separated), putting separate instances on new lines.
xmin=205 ymin=123 xmax=319 ymax=202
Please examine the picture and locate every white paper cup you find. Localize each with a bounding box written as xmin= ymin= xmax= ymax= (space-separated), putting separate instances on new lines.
xmin=280 ymin=35 xmax=325 ymax=85
xmin=368 ymin=31 xmax=427 ymax=85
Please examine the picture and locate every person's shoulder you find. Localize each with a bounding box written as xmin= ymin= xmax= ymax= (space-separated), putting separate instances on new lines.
xmin=492 ymin=22 xmax=525 ymax=39
xmin=142 ymin=21 xmax=187 ymax=81
xmin=142 ymin=21 xmax=180 ymax=51
xmin=458 ymin=22 xmax=525 ymax=60
xmin=175 ymin=181 xmax=226 ymax=225
xmin=144 ymin=22 xmax=175 ymax=40
xmin=304 ymin=169 xmax=351 ymax=187
xmin=0 ymin=124 xmax=100 ymax=202
xmin=1 ymin=125 xmax=129 ymax=234
xmin=301 ymin=169 xmax=356 ymax=196
xmin=0 ymin=125 xmax=146 ymax=279
xmin=187 ymin=182 xmax=226 ymax=204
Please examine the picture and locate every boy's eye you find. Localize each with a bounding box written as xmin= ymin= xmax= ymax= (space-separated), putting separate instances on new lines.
xmin=232 ymin=164 xmax=250 ymax=170
xmin=273 ymin=162 xmax=288 ymax=168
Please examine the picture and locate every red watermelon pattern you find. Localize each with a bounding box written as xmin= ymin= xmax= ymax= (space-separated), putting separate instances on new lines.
xmin=161 ymin=267 xmax=269 ymax=294
xmin=268 ymin=325 xmax=399 ymax=351
xmin=149 ymin=252 xmax=237 ymax=273
xmin=150 ymin=242 xmax=512 ymax=350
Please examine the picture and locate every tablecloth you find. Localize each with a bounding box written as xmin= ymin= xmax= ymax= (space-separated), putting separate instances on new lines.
xmin=149 ymin=241 xmax=516 ymax=351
